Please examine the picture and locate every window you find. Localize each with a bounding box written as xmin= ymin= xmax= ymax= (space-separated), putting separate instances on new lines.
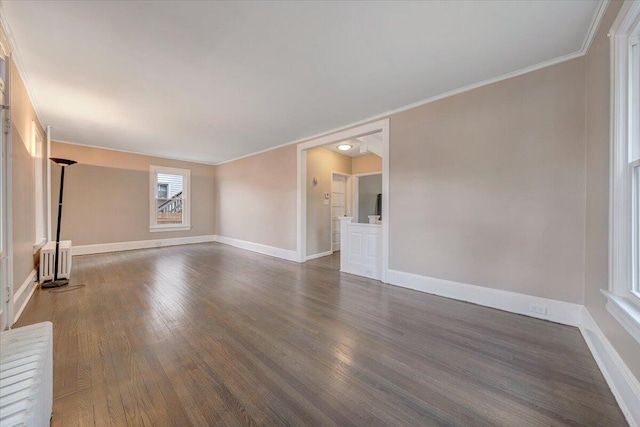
xmin=157 ymin=183 xmax=168 ymax=199
xmin=32 ymin=121 xmax=46 ymax=251
xmin=606 ymin=2 xmax=640 ymax=344
xmin=149 ymin=166 xmax=191 ymax=232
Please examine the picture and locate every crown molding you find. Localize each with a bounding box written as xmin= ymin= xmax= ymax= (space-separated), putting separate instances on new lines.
xmin=52 ymin=138 xmax=217 ymax=166
xmin=216 ymin=1 xmax=610 ymax=166
xmin=0 ymin=0 xmax=609 ymax=167
xmin=581 ymin=0 xmax=610 ymax=54
xmin=0 ymin=4 xmax=42 ymax=119
xmin=217 ymin=50 xmax=585 ymax=166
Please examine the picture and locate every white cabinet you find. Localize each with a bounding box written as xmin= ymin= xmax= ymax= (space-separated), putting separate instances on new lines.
xmin=339 ymin=217 xmax=381 ymax=280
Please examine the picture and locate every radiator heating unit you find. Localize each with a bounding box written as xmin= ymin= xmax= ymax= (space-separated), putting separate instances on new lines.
xmin=0 ymin=322 xmax=53 ymax=427
xmin=39 ymin=240 xmax=72 ymax=282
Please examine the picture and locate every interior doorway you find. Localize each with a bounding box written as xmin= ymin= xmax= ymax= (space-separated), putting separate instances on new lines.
xmin=297 ymin=119 xmax=389 ymax=282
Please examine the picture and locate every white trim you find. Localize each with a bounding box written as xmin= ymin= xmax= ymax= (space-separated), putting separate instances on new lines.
xmin=0 ymin=1 xmax=609 ymax=168
xmin=12 ymin=269 xmax=37 ymax=325
xmin=608 ymin=0 xmax=640 ymax=329
xmin=306 ymin=250 xmax=333 ymax=261
xmin=46 ymin=125 xmax=51 ymax=242
xmin=13 ymin=268 xmax=36 ymax=305
xmin=149 ymin=225 xmax=192 ymax=233
xmin=149 ymin=165 xmax=191 ymax=231
xmin=603 ymin=290 xmax=640 ymax=345
xmin=581 ymin=1 xmax=611 ymax=53
xmin=216 ymin=12 xmax=609 ymax=169
xmin=297 ymin=119 xmax=389 ymax=283
xmin=352 ymin=171 xmax=382 ymax=177
xmin=386 ymin=269 xmax=583 ymax=326
xmin=379 ymin=122 xmax=389 ymax=284
xmin=52 ymin=138 xmax=217 ymax=166
xmin=580 ymin=307 xmax=640 ymax=427
xmin=217 ymin=51 xmax=584 ymax=167
xmin=213 ymin=235 xmax=298 ymax=262
xmin=32 ymin=121 xmax=45 ymax=247
xmin=72 ymin=235 xmax=216 ymax=256
xmin=330 ymin=171 xmax=350 ymax=252
xmin=3 ymin=55 xmax=13 ymax=326
xmin=32 ymin=238 xmax=46 ymax=254
xmin=0 ymin=8 xmax=42 ymax=121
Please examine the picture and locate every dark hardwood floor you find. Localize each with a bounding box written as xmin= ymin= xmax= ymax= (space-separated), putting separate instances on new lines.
xmin=15 ymin=243 xmax=625 ymax=426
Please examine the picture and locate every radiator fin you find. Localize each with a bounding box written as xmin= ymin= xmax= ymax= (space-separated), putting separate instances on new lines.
xmin=0 ymin=322 xmax=53 ymax=427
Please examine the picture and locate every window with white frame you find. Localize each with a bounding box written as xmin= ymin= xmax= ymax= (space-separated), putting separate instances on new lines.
xmin=607 ymin=2 xmax=640 ymax=344
xmin=631 ymin=34 xmax=640 ymax=297
xmin=149 ymin=165 xmax=191 ymax=232
xmin=33 ymin=121 xmax=46 ymax=251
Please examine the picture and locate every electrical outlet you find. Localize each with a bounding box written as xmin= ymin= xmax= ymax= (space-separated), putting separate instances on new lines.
xmin=529 ymin=303 xmax=547 ymax=315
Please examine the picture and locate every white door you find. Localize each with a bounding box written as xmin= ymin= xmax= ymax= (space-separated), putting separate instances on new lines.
xmin=331 ymin=174 xmax=346 ymax=252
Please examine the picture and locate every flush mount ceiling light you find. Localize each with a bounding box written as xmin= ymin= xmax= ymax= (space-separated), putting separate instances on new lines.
xmin=337 ymin=143 xmax=352 ymax=151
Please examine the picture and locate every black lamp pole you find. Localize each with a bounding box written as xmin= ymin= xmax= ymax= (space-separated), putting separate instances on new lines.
xmin=42 ymin=157 xmax=76 ymax=289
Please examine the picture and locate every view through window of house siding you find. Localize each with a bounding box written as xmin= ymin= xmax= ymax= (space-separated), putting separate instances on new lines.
xmin=156 ymin=173 xmax=184 ymax=224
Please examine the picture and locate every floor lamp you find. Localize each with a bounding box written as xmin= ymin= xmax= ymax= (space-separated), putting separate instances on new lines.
xmin=41 ymin=157 xmax=77 ymax=289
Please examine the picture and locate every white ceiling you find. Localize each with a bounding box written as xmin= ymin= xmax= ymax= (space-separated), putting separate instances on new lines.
xmin=322 ymin=133 xmax=384 ymax=158
xmin=1 ymin=1 xmax=601 ymax=164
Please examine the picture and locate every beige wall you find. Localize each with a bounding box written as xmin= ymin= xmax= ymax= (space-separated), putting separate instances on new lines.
xmin=214 ymin=145 xmax=297 ymax=251
xmin=50 ymin=142 xmax=215 ymax=245
xmin=306 ymin=147 xmax=351 ymax=256
xmin=10 ymin=59 xmax=46 ymax=309
xmin=389 ymin=57 xmax=587 ymax=304
xmin=213 ymin=144 xmax=379 ymax=255
xmin=352 ymin=153 xmax=382 ymax=175
xmin=584 ymin=0 xmax=640 ymax=376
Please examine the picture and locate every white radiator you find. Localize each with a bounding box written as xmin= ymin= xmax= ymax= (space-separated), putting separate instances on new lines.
xmin=0 ymin=322 xmax=53 ymax=427
xmin=39 ymin=240 xmax=72 ymax=282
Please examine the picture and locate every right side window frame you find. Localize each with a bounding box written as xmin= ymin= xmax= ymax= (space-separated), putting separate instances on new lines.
xmin=631 ymin=34 xmax=640 ymax=297
xmin=606 ymin=1 xmax=640 ymax=345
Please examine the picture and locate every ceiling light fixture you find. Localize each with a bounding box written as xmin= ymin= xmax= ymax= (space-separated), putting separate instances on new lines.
xmin=337 ymin=144 xmax=352 ymax=151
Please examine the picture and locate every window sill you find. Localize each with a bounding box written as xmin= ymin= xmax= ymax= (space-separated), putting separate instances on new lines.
xmin=602 ymin=290 xmax=640 ymax=345
xmin=33 ymin=238 xmax=47 ymax=254
xmin=149 ymin=225 xmax=192 ymax=233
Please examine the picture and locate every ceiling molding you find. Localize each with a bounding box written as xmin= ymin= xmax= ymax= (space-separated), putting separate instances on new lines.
xmin=0 ymin=4 xmax=42 ymax=121
xmin=216 ymin=0 xmax=610 ymax=168
xmin=1 ymin=1 xmax=609 ymax=167
xmin=580 ymin=0 xmax=610 ymax=54
xmin=52 ymin=138 xmax=217 ymax=166
xmin=216 ymin=48 xmax=585 ymax=166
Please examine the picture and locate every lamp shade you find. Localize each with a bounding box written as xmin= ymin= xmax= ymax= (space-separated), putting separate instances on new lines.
xmin=49 ymin=157 xmax=77 ymax=167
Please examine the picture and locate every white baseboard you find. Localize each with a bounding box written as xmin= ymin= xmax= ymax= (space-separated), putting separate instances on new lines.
xmin=306 ymin=250 xmax=333 ymax=261
xmin=13 ymin=269 xmax=37 ymax=324
xmin=73 ymin=235 xmax=217 ymax=256
xmin=386 ymin=269 xmax=583 ymax=326
xmin=580 ymin=308 xmax=640 ymax=427
xmin=213 ymin=235 xmax=298 ymax=262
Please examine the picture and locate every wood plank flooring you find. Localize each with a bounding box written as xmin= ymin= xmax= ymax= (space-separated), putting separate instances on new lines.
xmin=14 ymin=243 xmax=626 ymax=426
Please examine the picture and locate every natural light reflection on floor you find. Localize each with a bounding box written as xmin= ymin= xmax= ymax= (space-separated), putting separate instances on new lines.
xmin=149 ymin=253 xmax=189 ymax=327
